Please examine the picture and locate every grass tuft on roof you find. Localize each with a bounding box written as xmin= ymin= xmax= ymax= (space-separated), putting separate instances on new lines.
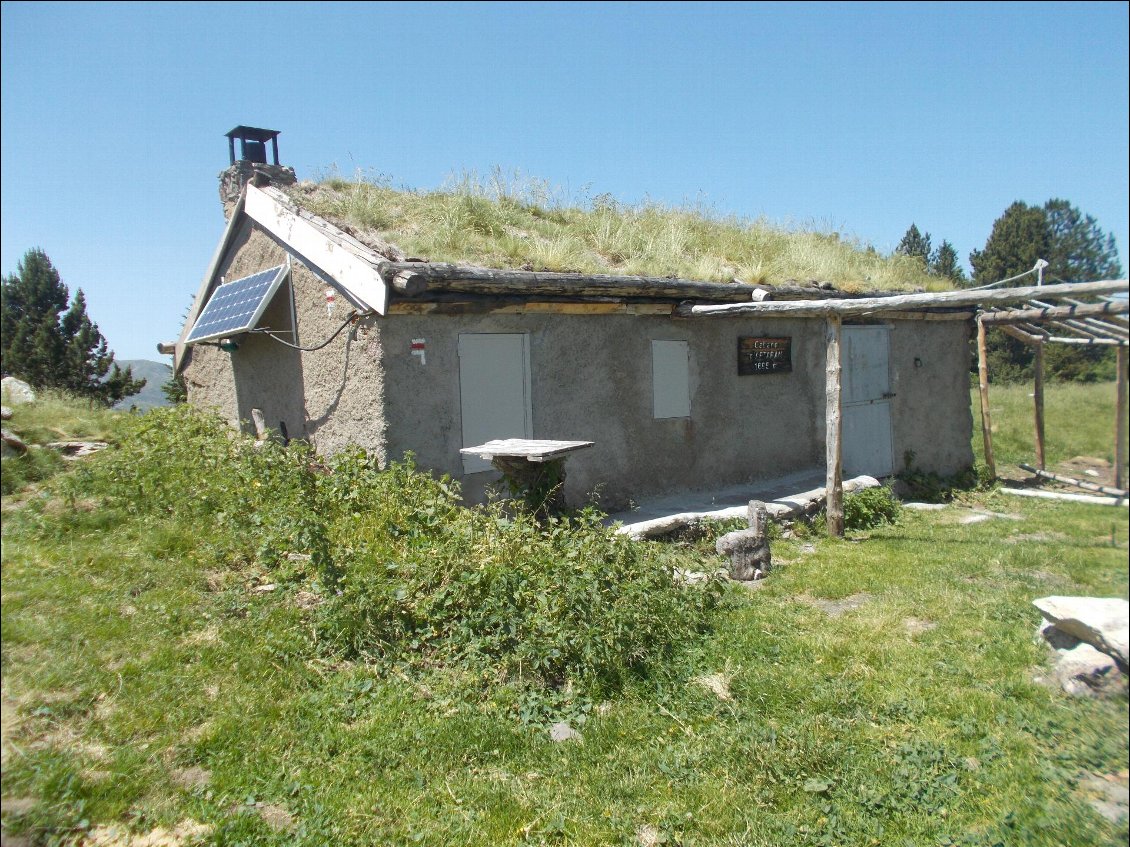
xmin=287 ymin=169 xmax=950 ymax=293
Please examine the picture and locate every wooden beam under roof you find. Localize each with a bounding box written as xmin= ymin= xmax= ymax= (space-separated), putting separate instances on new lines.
xmin=675 ymin=280 xmax=1129 ymax=318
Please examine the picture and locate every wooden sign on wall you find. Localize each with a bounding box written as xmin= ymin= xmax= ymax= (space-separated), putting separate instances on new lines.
xmin=738 ymin=336 xmax=792 ymax=375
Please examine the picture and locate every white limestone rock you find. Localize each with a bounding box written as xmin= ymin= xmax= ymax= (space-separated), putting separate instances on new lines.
xmin=1054 ymin=642 xmax=1122 ymax=697
xmin=0 ymin=377 xmax=36 ymax=404
xmin=1033 ymin=596 xmax=1129 ymax=666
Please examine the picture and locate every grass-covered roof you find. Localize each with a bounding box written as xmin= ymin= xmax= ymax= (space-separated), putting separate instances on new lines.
xmin=287 ymin=171 xmax=949 ymax=293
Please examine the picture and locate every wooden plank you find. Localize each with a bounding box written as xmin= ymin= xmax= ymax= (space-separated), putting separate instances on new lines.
xmin=245 ymin=184 xmax=389 ymax=314
xmin=979 ymin=300 xmax=1129 ymax=324
xmin=1055 ymin=318 xmax=1127 ymax=341
xmin=976 ymin=317 xmax=996 ymax=480
xmin=1033 ymin=341 xmax=1045 ymax=470
xmin=825 ymin=316 xmax=844 ymax=537
xmin=386 ymin=301 xmax=674 ymax=316
xmin=1046 ymin=336 xmax=1126 ymax=346
xmin=1117 ymin=346 xmax=1128 ymax=490
xmin=871 ymin=310 xmax=974 ymax=321
xmin=379 ymin=261 xmax=759 ymax=302
xmin=676 ymin=279 xmax=1129 ymax=318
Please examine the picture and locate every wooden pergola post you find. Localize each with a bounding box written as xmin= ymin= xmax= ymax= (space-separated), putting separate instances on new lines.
xmin=975 ymin=317 xmax=997 ymax=479
xmin=1117 ymin=346 xmax=1128 ymax=490
xmin=825 ymin=316 xmax=844 ymax=537
xmin=1033 ymin=340 xmax=1046 ymax=470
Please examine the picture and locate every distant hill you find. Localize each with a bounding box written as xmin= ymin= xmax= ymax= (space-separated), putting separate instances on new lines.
xmin=113 ymin=359 xmax=173 ymax=411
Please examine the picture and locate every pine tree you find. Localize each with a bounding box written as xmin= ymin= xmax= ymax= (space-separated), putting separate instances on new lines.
xmin=1042 ymin=198 xmax=1122 ymax=282
xmin=968 ymin=201 xmax=1051 ymax=286
xmin=1 ymin=248 xmax=145 ymax=405
xmin=896 ymin=224 xmax=932 ymax=267
xmin=968 ymin=200 xmax=1123 ymax=382
xmin=929 ymin=240 xmax=967 ymax=285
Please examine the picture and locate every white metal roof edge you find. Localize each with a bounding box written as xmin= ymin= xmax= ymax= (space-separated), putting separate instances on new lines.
xmin=244 ymin=184 xmax=388 ymax=316
xmin=174 ymin=192 xmax=249 ymax=371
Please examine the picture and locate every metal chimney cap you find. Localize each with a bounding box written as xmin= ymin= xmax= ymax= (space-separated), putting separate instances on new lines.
xmin=225 ymin=126 xmax=280 ymax=142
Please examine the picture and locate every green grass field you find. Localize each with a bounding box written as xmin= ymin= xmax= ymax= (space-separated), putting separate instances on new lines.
xmin=972 ymin=380 xmax=1128 ymax=478
xmin=2 ymin=386 xmax=1126 ymax=847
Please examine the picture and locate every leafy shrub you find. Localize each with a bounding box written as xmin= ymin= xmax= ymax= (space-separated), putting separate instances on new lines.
xmin=313 ymin=451 xmax=722 ymax=700
xmin=64 ymin=407 xmax=721 ymax=715
xmin=898 ymin=452 xmax=988 ymax=503
xmin=1 ymin=448 xmax=64 ymax=495
xmin=65 ymin=406 xmax=322 ymax=569
xmin=843 ymin=485 xmax=902 ymax=530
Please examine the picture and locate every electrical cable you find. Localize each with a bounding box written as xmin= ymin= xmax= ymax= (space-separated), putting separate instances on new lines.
xmin=249 ymin=310 xmax=366 ymax=351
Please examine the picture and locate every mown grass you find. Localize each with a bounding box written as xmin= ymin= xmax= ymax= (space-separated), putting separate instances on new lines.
xmin=2 ymin=392 xmax=1127 ymax=846
xmin=289 ymin=169 xmax=944 ymax=292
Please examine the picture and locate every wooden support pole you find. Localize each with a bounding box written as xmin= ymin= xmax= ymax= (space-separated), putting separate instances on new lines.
xmin=1033 ymin=341 xmax=1046 ymax=470
xmin=825 ymin=316 xmax=844 ymax=537
xmin=976 ymin=317 xmax=997 ymax=480
xmin=1117 ymin=346 xmax=1128 ymax=490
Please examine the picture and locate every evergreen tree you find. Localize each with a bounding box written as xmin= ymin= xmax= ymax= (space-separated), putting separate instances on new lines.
xmin=968 ymin=201 xmax=1051 ymax=286
xmin=162 ymin=372 xmax=187 ymax=404
xmin=1 ymin=248 xmax=144 ymax=404
xmin=1042 ymin=198 xmax=1122 ymax=282
xmin=896 ymin=224 xmax=932 ymax=267
xmin=968 ymin=200 xmax=1123 ymax=382
xmin=929 ymin=240 xmax=967 ymax=285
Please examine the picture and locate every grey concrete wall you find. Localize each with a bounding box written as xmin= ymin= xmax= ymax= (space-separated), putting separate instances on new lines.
xmin=378 ymin=314 xmax=974 ymax=510
xmin=887 ymin=319 xmax=975 ymax=476
xmin=183 ymin=222 xmax=387 ymax=459
xmin=379 ymin=314 xmax=831 ymax=509
xmin=183 ymin=223 xmax=306 ymax=440
xmin=291 ymin=273 xmax=386 ymax=462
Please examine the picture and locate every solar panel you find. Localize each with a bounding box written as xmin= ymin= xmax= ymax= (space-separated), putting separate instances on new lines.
xmin=186 ymin=265 xmax=289 ymax=344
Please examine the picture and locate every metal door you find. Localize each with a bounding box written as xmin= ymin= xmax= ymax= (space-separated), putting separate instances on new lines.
xmin=842 ymin=326 xmax=894 ymax=477
xmin=458 ymin=333 xmax=532 ymax=473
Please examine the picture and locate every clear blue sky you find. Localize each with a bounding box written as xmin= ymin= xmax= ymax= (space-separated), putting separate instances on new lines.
xmin=2 ymin=1 xmax=1127 ymax=362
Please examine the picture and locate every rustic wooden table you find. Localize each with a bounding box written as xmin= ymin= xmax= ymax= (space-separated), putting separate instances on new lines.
xmin=460 ymin=439 xmax=595 ymax=515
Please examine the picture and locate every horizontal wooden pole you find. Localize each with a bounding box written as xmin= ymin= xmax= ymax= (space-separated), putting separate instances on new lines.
xmin=978 ymin=300 xmax=1128 ymax=325
xmin=379 ymin=261 xmax=758 ymax=302
xmin=1018 ymin=463 xmax=1128 ymax=497
xmin=675 ymin=279 xmax=1129 ymax=318
xmin=999 ymin=487 xmax=1127 ymax=507
xmin=997 ymin=323 xmax=1044 ymax=345
xmin=388 ymin=300 xmax=673 ymax=316
xmin=1046 ymin=336 xmax=1126 ymax=346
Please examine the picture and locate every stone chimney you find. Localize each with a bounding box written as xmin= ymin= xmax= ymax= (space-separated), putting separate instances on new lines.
xmin=219 ymin=125 xmax=296 ymax=218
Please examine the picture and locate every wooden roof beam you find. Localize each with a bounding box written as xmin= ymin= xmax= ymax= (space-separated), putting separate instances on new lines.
xmin=976 ymin=299 xmax=1129 ymax=325
xmin=1047 ymin=336 xmax=1126 ymax=346
xmin=675 ymin=279 xmax=1128 ymax=318
xmin=997 ymin=324 xmax=1044 ymax=345
xmin=379 ymin=261 xmax=761 ymax=303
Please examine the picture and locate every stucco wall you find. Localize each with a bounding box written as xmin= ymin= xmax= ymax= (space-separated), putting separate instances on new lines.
xmin=182 ymin=222 xmax=387 ymax=457
xmin=887 ymin=319 xmax=975 ymax=477
xmin=376 ymin=314 xmax=973 ymax=509
xmin=183 ymin=223 xmax=306 ymax=438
